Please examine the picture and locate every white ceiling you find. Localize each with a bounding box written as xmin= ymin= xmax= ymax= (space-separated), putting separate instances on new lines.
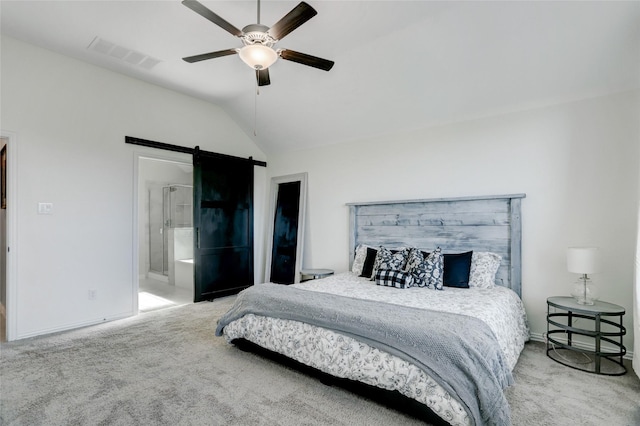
xmin=2 ymin=1 xmax=639 ymax=154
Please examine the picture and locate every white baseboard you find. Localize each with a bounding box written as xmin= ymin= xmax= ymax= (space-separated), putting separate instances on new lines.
xmin=14 ymin=311 xmax=134 ymax=341
xmin=529 ymin=331 xmax=545 ymax=343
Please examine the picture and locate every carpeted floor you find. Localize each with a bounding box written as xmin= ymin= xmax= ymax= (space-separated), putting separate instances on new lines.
xmin=1 ymin=296 xmax=639 ymax=425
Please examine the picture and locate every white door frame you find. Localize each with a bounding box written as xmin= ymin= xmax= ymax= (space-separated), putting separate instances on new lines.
xmin=2 ymin=130 xmax=18 ymax=341
xmin=132 ymin=149 xmax=192 ymax=313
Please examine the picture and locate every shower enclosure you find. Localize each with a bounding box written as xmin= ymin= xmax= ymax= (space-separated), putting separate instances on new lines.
xmin=149 ymin=184 xmax=193 ymax=276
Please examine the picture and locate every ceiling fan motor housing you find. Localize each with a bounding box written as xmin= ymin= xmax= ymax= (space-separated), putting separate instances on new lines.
xmin=241 ymin=24 xmax=276 ymax=46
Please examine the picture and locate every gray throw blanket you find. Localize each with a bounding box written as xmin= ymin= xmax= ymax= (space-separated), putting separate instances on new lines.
xmin=216 ymin=283 xmax=513 ymax=426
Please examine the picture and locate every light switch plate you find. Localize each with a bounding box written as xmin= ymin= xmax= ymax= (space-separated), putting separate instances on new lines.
xmin=37 ymin=202 xmax=53 ymax=215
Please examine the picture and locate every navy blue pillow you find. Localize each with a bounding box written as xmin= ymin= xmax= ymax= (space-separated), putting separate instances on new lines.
xmin=360 ymin=247 xmax=378 ymax=278
xmin=443 ymin=251 xmax=473 ymax=288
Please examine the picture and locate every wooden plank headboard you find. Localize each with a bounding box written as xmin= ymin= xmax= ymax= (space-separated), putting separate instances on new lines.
xmin=347 ymin=194 xmax=526 ymax=297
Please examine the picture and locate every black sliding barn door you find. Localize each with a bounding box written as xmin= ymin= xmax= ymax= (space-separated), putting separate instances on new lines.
xmin=193 ymin=148 xmax=253 ymax=302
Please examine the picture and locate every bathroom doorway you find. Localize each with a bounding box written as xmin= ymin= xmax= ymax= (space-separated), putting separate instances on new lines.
xmin=138 ymin=156 xmax=194 ymax=312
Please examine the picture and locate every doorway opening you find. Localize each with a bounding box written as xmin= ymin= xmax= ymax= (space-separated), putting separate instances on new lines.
xmin=137 ymin=155 xmax=194 ymax=313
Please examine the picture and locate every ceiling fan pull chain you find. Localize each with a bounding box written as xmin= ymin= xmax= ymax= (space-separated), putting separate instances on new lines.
xmin=254 ymin=72 xmax=259 ymax=137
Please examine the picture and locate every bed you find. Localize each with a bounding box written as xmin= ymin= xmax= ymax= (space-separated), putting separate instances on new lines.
xmin=216 ymin=194 xmax=529 ymax=426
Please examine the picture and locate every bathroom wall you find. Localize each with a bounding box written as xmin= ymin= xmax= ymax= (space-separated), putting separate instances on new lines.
xmin=169 ymin=186 xmax=193 ymax=228
xmin=168 ymin=227 xmax=194 ymax=287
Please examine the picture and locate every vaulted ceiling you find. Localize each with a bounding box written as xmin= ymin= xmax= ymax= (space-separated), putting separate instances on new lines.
xmin=2 ymin=1 xmax=639 ymax=154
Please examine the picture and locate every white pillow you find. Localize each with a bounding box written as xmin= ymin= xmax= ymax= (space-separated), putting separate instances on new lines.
xmin=351 ymin=244 xmax=369 ymax=275
xmin=468 ymin=252 xmax=502 ymax=288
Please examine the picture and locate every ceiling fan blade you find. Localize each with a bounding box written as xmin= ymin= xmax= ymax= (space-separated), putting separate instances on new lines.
xmin=280 ymin=49 xmax=334 ymax=71
xmin=182 ymin=0 xmax=243 ymax=37
xmin=267 ymin=2 xmax=317 ymax=41
xmin=183 ymin=49 xmax=238 ymax=63
xmin=257 ymin=69 xmax=271 ymax=86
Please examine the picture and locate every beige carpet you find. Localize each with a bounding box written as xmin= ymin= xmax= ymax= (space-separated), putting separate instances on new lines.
xmin=1 ymin=296 xmax=639 ymax=425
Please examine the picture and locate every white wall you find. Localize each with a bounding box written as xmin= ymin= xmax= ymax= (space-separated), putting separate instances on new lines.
xmin=0 ymin=36 xmax=267 ymax=340
xmin=267 ymin=90 xmax=640 ymax=352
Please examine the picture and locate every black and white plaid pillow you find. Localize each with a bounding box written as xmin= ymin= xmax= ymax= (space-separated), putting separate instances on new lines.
xmin=375 ymin=269 xmax=414 ymax=289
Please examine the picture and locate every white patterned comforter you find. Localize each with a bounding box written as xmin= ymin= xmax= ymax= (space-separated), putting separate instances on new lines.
xmin=222 ymin=272 xmax=530 ymax=426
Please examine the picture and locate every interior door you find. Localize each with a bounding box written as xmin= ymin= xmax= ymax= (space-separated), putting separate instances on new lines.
xmin=193 ymin=148 xmax=253 ymax=302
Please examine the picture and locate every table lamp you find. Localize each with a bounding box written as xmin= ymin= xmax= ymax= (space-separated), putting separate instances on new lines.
xmin=567 ymin=247 xmax=600 ymax=305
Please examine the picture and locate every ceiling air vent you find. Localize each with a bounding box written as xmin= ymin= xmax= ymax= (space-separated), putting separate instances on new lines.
xmin=87 ymin=36 xmax=161 ymax=70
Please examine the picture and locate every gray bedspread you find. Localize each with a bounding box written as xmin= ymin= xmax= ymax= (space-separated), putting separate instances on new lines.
xmin=215 ymin=283 xmax=513 ymax=426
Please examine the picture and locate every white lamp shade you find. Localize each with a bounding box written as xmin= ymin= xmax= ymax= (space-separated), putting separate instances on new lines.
xmin=238 ymin=44 xmax=278 ymax=70
xmin=567 ymin=247 xmax=600 ymax=274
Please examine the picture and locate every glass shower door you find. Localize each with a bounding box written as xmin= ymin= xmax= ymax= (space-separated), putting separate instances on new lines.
xmin=149 ymin=185 xmax=193 ymax=276
xmin=149 ymin=186 xmax=165 ymax=275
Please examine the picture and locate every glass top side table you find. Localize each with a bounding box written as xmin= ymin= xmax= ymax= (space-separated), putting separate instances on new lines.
xmin=546 ymin=296 xmax=626 ymax=375
xmin=300 ymin=269 xmax=334 ymax=282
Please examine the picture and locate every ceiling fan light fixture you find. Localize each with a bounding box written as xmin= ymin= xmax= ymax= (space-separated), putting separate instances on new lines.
xmin=182 ymin=0 xmax=334 ymax=86
xmin=239 ymin=44 xmax=278 ymax=70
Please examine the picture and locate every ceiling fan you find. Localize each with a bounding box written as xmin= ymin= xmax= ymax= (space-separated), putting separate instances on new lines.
xmin=181 ymin=0 xmax=335 ymax=86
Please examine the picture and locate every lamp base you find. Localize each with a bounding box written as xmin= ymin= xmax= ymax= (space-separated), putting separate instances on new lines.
xmin=571 ymin=276 xmax=598 ymax=305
